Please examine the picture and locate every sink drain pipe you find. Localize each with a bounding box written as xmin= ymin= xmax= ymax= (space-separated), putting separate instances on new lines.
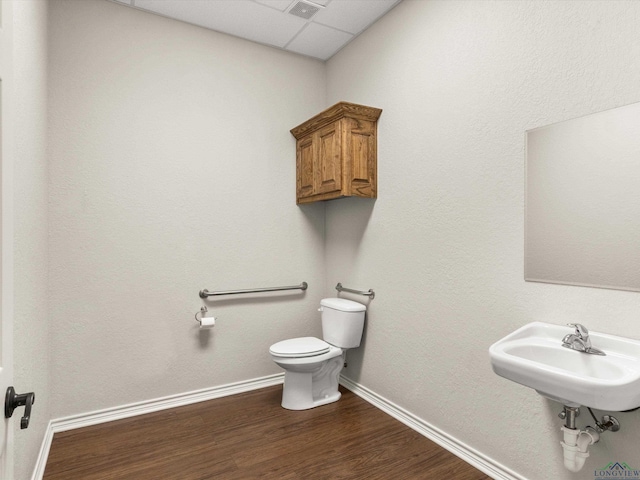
xmin=561 ymin=425 xmax=599 ymax=472
xmin=558 ymin=405 xmax=620 ymax=472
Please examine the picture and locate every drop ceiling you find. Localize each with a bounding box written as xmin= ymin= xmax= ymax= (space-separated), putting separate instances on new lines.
xmin=110 ymin=0 xmax=402 ymax=61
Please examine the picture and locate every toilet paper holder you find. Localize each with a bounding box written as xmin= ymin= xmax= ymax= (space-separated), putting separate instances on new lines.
xmin=194 ymin=306 xmax=208 ymax=323
xmin=194 ymin=306 xmax=216 ymax=329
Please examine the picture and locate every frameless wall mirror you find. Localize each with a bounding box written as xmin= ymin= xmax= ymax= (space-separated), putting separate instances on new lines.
xmin=525 ymin=101 xmax=640 ymax=292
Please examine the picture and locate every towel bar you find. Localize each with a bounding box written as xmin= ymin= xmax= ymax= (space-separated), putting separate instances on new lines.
xmin=335 ymin=283 xmax=375 ymax=299
xmin=199 ymin=282 xmax=308 ymax=298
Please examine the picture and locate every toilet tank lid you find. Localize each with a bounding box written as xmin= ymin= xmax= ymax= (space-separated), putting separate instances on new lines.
xmin=320 ymin=298 xmax=366 ymax=312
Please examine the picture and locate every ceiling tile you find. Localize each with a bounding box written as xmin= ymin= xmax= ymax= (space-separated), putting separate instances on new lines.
xmin=253 ymin=0 xmax=294 ymax=12
xmin=313 ymin=0 xmax=400 ymax=35
xmin=252 ymin=0 xmax=329 ymax=10
xmin=110 ymin=0 xmax=402 ymax=61
xmin=135 ymin=0 xmax=306 ymax=48
xmin=286 ymin=22 xmax=353 ymax=60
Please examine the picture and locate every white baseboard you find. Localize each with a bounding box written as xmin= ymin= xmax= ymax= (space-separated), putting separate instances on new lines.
xmin=339 ymin=376 xmax=526 ymax=480
xmin=30 ymin=374 xmax=284 ymax=480
xmin=32 ymin=374 xmax=522 ymax=480
xmin=31 ymin=421 xmax=54 ymax=480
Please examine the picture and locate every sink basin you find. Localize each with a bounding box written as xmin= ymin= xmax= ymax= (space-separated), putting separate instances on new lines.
xmin=489 ymin=322 xmax=640 ymax=411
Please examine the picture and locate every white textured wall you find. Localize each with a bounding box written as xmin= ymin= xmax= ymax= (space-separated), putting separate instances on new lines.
xmin=326 ymin=1 xmax=640 ymax=479
xmin=48 ymin=0 xmax=327 ymax=418
xmin=13 ymin=1 xmax=50 ymax=479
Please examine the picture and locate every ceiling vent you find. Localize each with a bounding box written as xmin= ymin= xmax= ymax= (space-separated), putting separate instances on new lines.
xmin=287 ymin=0 xmax=323 ymax=20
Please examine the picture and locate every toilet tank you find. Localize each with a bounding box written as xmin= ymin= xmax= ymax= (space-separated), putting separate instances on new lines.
xmin=320 ymin=298 xmax=366 ymax=348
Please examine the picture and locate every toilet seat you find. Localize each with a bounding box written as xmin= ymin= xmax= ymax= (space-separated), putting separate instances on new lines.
xmin=269 ymin=337 xmax=331 ymax=358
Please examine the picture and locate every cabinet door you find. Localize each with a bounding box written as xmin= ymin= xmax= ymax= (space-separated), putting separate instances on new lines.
xmin=345 ymin=118 xmax=376 ymax=198
xmin=315 ymin=122 xmax=342 ymax=195
xmin=296 ymin=134 xmax=314 ymax=200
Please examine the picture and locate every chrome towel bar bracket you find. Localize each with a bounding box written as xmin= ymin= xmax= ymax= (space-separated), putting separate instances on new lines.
xmin=335 ymin=283 xmax=375 ymax=299
xmin=199 ymin=282 xmax=308 ymax=298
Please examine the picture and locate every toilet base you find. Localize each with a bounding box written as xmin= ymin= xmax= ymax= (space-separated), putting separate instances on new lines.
xmin=282 ymin=379 xmax=341 ymax=410
xmin=279 ymin=355 xmax=343 ymax=410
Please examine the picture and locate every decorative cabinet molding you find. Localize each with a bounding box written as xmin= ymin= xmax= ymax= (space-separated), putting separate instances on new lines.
xmin=291 ymin=102 xmax=382 ymax=205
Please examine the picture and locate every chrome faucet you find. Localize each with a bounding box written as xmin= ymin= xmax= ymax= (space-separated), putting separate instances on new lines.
xmin=562 ymin=323 xmax=606 ymax=356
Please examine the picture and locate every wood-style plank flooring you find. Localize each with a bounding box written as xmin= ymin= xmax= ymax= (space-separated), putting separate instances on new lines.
xmin=44 ymin=385 xmax=491 ymax=479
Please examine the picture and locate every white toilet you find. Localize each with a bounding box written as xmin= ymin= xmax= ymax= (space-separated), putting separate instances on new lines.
xmin=269 ymin=298 xmax=366 ymax=410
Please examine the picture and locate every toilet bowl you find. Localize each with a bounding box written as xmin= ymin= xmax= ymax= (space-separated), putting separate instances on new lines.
xmin=269 ymin=298 xmax=366 ymax=410
xmin=270 ymin=337 xmax=344 ymax=410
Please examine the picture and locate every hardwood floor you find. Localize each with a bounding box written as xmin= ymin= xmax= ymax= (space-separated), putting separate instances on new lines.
xmin=44 ymin=385 xmax=491 ymax=479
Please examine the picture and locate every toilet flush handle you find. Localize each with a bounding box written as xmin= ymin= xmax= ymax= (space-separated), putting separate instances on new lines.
xmin=318 ymin=307 xmax=323 ymax=312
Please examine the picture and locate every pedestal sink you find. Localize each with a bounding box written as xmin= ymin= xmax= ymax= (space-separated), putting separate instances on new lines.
xmin=489 ymin=322 xmax=640 ymax=411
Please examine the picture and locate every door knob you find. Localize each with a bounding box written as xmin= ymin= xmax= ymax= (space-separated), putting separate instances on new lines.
xmin=5 ymin=386 xmax=35 ymax=429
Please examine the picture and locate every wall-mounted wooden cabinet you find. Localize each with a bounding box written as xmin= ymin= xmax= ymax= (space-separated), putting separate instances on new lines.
xmin=291 ymin=102 xmax=382 ymax=205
